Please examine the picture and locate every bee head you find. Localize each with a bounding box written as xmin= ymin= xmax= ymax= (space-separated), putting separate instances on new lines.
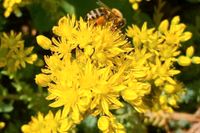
xmin=113 ymin=18 xmax=126 ymax=29
xmin=118 ymin=19 xmax=126 ymax=28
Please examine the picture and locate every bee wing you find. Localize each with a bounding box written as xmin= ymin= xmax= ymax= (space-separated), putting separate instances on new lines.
xmin=96 ymin=0 xmax=112 ymax=11
xmin=96 ymin=0 xmax=121 ymax=18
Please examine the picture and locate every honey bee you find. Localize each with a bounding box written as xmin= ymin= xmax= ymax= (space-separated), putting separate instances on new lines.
xmin=86 ymin=0 xmax=126 ymax=30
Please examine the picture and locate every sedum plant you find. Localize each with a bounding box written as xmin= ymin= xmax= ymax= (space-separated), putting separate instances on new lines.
xmin=20 ymin=14 xmax=200 ymax=133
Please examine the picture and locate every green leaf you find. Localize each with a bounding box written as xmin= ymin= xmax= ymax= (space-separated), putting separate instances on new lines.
xmin=0 ymin=101 xmax=14 ymax=113
xmin=83 ymin=115 xmax=97 ymax=128
xmin=12 ymin=81 xmax=23 ymax=92
xmin=0 ymin=8 xmax=6 ymax=31
xmin=177 ymin=120 xmax=190 ymax=128
xmin=27 ymin=3 xmax=57 ymax=32
xmin=78 ymin=115 xmax=98 ymax=133
xmin=59 ymin=0 xmax=76 ymax=14
xmin=132 ymin=12 xmax=154 ymax=27
xmin=4 ymin=122 xmax=21 ymax=133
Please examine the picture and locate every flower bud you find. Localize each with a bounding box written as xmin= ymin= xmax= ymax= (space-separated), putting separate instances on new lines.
xmin=159 ymin=95 xmax=167 ymax=105
xmin=36 ymin=35 xmax=52 ymax=50
xmin=186 ymin=46 xmax=194 ymax=57
xmin=177 ymin=56 xmax=191 ymax=66
xmin=164 ymin=84 xmax=175 ymax=94
xmin=121 ymin=89 xmax=137 ymax=101
xmin=98 ymin=116 xmax=110 ymax=131
xmin=35 ymin=74 xmax=50 ymax=87
xmin=192 ymin=56 xmax=200 ymax=64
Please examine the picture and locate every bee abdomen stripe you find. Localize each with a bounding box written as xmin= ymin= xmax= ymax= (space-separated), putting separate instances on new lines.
xmin=86 ymin=13 xmax=94 ymax=20
xmin=86 ymin=8 xmax=106 ymax=20
xmin=95 ymin=9 xmax=101 ymax=16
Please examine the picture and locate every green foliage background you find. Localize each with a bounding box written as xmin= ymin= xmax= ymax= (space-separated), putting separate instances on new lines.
xmin=0 ymin=0 xmax=200 ymax=132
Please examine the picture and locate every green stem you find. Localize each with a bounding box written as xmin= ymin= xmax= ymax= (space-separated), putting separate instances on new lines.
xmin=0 ymin=94 xmax=19 ymax=101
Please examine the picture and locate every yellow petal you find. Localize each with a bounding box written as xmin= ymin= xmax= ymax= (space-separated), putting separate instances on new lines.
xmin=159 ymin=20 xmax=169 ymax=33
xmin=142 ymin=22 xmax=147 ymax=31
xmin=171 ymin=16 xmax=180 ymax=25
xmin=26 ymin=54 xmax=38 ymax=64
xmin=101 ymin=98 xmax=110 ymax=115
xmin=180 ymin=32 xmax=192 ymax=42
xmin=62 ymin=105 xmax=70 ymax=118
xmin=71 ymin=106 xmax=81 ymax=123
xmin=49 ymin=100 xmax=65 ymax=107
xmin=168 ymin=70 xmax=181 ymax=76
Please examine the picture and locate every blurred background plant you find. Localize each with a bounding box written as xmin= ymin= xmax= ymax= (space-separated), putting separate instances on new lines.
xmin=0 ymin=0 xmax=200 ymax=133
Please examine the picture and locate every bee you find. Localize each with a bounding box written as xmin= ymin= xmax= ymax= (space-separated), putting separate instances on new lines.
xmin=86 ymin=0 xmax=126 ymax=30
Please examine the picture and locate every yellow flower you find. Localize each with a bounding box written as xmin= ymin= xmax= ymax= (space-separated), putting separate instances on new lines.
xmin=21 ymin=110 xmax=73 ymax=133
xmin=42 ymin=56 xmax=125 ymax=120
xmin=98 ymin=115 xmax=126 ymax=133
xmin=158 ymin=16 xmax=192 ymax=45
xmin=129 ymin=0 xmax=143 ymax=10
xmin=121 ymin=81 xmax=150 ymax=112
xmin=3 ymin=0 xmax=22 ymax=17
xmin=36 ymin=15 xmax=130 ymax=130
xmin=126 ymin=16 xmax=191 ymax=112
xmin=52 ymin=16 xmax=129 ymax=67
xmin=0 ymin=122 xmax=5 ymax=129
xmin=126 ymin=22 xmax=155 ymax=48
xmin=43 ymin=55 xmax=92 ymax=123
xmin=88 ymin=65 xmax=125 ymax=116
xmin=156 ymin=81 xmax=184 ymax=111
xmin=0 ymin=31 xmax=37 ymax=73
xmin=150 ymin=57 xmax=180 ymax=86
xmin=36 ymin=14 xmax=199 ymax=132
xmin=177 ymin=46 xmax=200 ymax=66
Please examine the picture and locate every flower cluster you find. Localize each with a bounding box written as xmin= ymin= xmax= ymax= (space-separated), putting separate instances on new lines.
xmin=3 ymin=0 xmax=23 ymax=17
xmin=126 ymin=16 xmax=200 ymax=112
xmin=0 ymin=31 xmax=37 ymax=73
xmin=35 ymin=15 xmax=130 ymax=132
xmin=21 ymin=110 xmax=73 ymax=133
xmin=34 ymin=15 xmax=200 ymax=132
